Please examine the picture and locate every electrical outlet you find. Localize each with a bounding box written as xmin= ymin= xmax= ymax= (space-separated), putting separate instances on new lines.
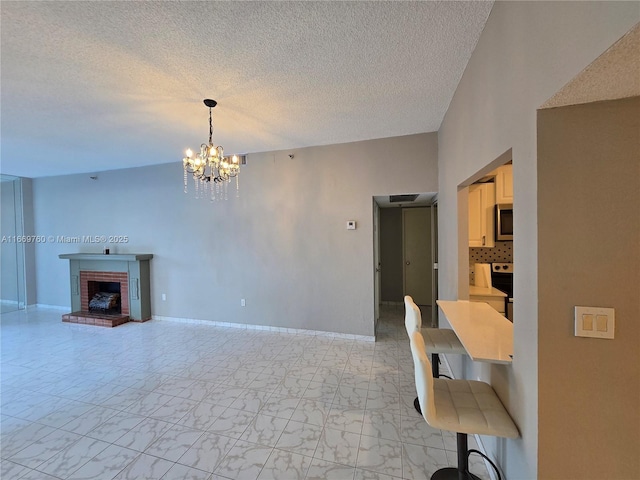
xmin=241 ymin=299 xmax=246 ymax=307
xmin=162 ymin=293 xmax=166 ymax=301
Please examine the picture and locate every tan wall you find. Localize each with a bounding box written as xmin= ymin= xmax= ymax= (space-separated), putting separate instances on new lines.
xmin=537 ymin=97 xmax=640 ymax=478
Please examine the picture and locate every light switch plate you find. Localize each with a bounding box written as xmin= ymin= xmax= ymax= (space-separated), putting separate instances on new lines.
xmin=575 ymin=306 xmax=615 ymax=339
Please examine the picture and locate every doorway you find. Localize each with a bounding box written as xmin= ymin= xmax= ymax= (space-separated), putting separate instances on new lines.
xmin=374 ymin=194 xmax=437 ymax=329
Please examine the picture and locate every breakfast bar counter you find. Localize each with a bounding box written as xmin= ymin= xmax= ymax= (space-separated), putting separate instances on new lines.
xmin=436 ymin=300 xmax=513 ymax=364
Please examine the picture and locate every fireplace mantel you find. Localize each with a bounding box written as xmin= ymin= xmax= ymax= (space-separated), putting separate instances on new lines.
xmin=59 ymin=253 xmax=153 ymax=262
xmin=59 ymin=253 xmax=153 ymax=325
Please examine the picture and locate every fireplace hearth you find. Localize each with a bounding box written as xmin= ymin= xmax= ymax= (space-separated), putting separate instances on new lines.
xmin=62 ymin=311 xmax=130 ymax=328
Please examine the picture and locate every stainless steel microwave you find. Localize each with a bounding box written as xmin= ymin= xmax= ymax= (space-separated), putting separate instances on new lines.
xmin=495 ymin=204 xmax=513 ymax=241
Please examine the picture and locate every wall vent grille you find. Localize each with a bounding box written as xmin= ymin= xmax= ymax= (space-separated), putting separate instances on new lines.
xmin=389 ymin=194 xmax=419 ymax=203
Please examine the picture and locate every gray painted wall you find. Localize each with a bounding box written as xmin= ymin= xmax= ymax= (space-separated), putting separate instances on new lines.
xmin=437 ymin=2 xmax=639 ymax=478
xmin=32 ymin=133 xmax=437 ymax=336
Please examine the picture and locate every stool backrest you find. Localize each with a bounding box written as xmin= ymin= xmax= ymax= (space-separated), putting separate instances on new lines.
xmin=404 ymin=295 xmax=422 ymax=337
xmin=409 ymin=330 xmax=436 ymax=424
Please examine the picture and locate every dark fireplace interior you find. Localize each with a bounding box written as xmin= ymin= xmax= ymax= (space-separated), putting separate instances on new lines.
xmin=88 ymin=281 xmax=121 ymax=314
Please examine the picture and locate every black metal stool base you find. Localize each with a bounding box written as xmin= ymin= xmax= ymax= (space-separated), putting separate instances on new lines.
xmin=430 ymin=432 xmax=483 ymax=480
xmin=431 ymin=467 xmax=481 ymax=480
xmin=414 ymin=396 xmax=422 ymax=414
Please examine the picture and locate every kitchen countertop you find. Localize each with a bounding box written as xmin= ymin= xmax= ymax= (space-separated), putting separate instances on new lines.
xmin=436 ymin=300 xmax=513 ymax=364
xmin=469 ymin=285 xmax=507 ymax=297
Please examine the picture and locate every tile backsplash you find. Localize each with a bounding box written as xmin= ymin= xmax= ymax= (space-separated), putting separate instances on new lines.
xmin=469 ymin=241 xmax=513 ymax=284
xmin=470 ymin=241 xmax=513 ymax=263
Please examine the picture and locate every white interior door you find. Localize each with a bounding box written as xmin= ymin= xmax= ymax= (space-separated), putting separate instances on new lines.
xmin=403 ymin=207 xmax=432 ymax=306
xmin=431 ymin=201 xmax=438 ymax=327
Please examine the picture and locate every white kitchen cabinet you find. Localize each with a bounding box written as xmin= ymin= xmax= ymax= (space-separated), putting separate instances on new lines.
xmin=468 ymin=183 xmax=495 ymax=247
xmin=495 ymin=164 xmax=513 ymax=204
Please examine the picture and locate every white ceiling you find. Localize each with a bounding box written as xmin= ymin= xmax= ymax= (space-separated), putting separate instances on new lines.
xmin=0 ymin=1 xmax=493 ymax=178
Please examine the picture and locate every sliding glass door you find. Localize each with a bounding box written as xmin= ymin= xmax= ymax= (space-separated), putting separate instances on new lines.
xmin=1 ymin=175 xmax=26 ymax=313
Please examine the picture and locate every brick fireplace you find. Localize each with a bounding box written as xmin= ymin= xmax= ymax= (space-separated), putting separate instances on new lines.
xmin=59 ymin=253 xmax=153 ymax=327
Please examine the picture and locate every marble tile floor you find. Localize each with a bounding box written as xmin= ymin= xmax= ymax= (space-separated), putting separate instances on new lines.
xmin=1 ymin=306 xmax=490 ymax=480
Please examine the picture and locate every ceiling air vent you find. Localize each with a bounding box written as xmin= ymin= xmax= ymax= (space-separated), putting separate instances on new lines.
xmin=389 ymin=194 xmax=419 ymax=203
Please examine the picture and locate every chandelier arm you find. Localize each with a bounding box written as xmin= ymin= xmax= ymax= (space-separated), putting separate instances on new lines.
xmin=188 ymin=168 xmax=210 ymax=183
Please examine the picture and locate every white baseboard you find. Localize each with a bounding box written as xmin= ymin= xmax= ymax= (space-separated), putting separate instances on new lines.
xmin=16 ymin=306 xmax=375 ymax=342
xmin=1 ymin=300 xmax=25 ymax=308
xmin=34 ymin=304 xmax=70 ymax=311
xmin=153 ymin=315 xmax=375 ymax=342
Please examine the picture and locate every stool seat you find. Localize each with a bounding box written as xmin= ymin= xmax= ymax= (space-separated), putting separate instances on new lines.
xmin=430 ymin=377 xmax=519 ymax=438
xmin=422 ymin=328 xmax=466 ymax=356
xmin=411 ymin=330 xmax=519 ymax=439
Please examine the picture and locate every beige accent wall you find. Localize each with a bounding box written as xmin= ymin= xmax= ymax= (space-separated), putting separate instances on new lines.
xmin=537 ymin=97 xmax=640 ymax=478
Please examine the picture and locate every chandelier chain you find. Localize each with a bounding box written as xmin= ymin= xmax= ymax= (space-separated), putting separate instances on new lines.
xmin=208 ymin=107 xmax=213 ymax=146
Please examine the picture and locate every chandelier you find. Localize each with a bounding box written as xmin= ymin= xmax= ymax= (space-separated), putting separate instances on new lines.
xmin=182 ymin=99 xmax=240 ymax=201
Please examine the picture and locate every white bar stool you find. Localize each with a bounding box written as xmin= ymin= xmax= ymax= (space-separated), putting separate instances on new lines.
xmin=404 ymin=295 xmax=466 ymax=412
xmin=409 ymin=330 xmax=519 ymax=480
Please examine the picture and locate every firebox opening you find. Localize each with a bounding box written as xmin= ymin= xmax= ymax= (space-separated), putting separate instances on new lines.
xmin=97 ymin=281 xmax=120 ymax=294
xmin=88 ymin=281 xmax=122 ymax=315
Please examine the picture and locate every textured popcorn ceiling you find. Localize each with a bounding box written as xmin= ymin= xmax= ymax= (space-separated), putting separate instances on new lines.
xmin=542 ymin=23 xmax=640 ymax=109
xmin=0 ymin=1 xmax=493 ymax=178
